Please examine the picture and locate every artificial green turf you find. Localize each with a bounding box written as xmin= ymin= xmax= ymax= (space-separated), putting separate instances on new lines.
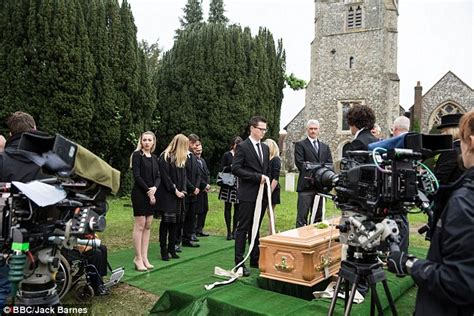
xmin=108 ymin=236 xmax=426 ymax=315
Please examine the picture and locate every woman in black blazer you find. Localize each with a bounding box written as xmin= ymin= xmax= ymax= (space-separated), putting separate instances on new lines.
xmin=130 ymin=131 xmax=161 ymax=271
xmin=156 ymin=134 xmax=188 ymax=261
xmin=218 ymin=136 xmax=242 ymax=240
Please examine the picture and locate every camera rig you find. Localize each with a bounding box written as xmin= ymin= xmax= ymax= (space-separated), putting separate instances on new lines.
xmin=1 ymin=133 xmax=120 ymax=306
xmin=303 ymin=132 xmax=452 ymax=315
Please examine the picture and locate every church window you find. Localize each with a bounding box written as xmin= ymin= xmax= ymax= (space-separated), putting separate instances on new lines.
xmin=429 ymin=102 xmax=465 ymax=130
xmin=347 ymin=6 xmax=363 ymax=29
xmin=339 ymin=100 xmax=363 ymax=132
xmin=349 ymin=56 xmax=354 ymax=68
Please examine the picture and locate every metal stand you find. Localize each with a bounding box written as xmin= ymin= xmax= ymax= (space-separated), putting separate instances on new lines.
xmin=328 ymin=251 xmax=397 ymax=316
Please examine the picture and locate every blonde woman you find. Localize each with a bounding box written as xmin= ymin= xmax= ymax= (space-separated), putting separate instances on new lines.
xmin=434 ymin=114 xmax=463 ymax=185
xmin=130 ymin=131 xmax=161 ymax=271
xmin=156 ymin=134 xmax=188 ymax=261
xmin=264 ymin=139 xmax=281 ymax=234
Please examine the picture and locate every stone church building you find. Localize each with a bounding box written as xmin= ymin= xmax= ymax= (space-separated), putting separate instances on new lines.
xmin=282 ymin=0 xmax=473 ymax=171
xmin=410 ymin=71 xmax=473 ymax=133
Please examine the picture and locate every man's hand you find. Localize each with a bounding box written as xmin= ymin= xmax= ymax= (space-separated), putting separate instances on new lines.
xmin=387 ymin=251 xmax=409 ymax=277
xmin=260 ymin=175 xmax=269 ymax=184
xmin=193 ymin=187 xmax=200 ymax=196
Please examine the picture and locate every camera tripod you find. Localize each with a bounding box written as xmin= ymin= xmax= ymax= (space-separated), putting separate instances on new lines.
xmin=327 ymin=248 xmax=397 ymax=316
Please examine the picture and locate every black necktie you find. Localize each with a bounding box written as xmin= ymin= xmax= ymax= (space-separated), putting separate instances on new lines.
xmin=256 ymin=143 xmax=263 ymax=162
xmin=313 ymin=140 xmax=319 ymax=156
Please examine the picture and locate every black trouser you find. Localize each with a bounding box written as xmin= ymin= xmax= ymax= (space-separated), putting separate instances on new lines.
xmin=224 ymin=202 xmax=240 ymax=235
xmin=296 ymin=192 xmax=322 ymax=227
xmin=234 ymin=199 xmax=267 ymax=267
xmin=195 ymin=209 xmax=208 ymax=234
xmin=182 ymin=199 xmax=198 ymax=243
xmin=160 ymin=221 xmax=178 ymax=251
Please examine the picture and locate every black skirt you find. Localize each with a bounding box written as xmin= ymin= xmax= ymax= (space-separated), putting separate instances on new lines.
xmin=131 ymin=186 xmax=158 ymax=217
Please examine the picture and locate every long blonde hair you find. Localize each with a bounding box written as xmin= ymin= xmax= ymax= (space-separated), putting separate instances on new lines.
xmin=264 ymin=138 xmax=280 ymax=160
xmin=129 ymin=131 xmax=157 ymax=168
xmin=441 ymin=127 xmax=460 ymax=140
xmin=164 ymin=134 xmax=189 ymax=168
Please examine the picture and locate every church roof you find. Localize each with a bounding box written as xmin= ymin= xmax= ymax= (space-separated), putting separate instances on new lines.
xmin=283 ymin=106 xmax=305 ymax=130
xmin=408 ymin=71 xmax=473 ymax=110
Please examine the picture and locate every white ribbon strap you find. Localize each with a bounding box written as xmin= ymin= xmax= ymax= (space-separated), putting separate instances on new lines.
xmin=205 ymin=177 xmax=272 ymax=290
xmin=309 ymin=194 xmax=326 ymax=224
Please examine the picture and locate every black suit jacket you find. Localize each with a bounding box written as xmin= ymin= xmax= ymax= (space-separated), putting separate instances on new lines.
xmin=294 ymin=138 xmax=333 ymax=192
xmin=196 ymin=156 xmax=210 ymax=213
xmin=185 ymin=152 xmax=201 ymax=202
xmin=232 ymin=138 xmax=270 ymax=202
xmin=342 ymin=129 xmax=378 ymax=163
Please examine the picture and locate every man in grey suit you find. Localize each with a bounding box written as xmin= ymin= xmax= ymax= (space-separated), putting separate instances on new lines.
xmin=294 ymin=119 xmax=333 ymax=227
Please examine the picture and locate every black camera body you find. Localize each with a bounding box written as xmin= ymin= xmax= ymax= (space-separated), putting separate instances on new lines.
xmin=0 ymin=133 xmax=118 ymax=305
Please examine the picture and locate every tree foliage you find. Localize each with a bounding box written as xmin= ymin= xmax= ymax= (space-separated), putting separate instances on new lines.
xmin=208 ymin=0 xmax=229 ymax=24
xmin=285 ymin=73 xmax=307 ymax=90
xmin=155 ymin=22 xmax=286 ymax=176
xmin=0 ymin=0 xmax=155 ymax=194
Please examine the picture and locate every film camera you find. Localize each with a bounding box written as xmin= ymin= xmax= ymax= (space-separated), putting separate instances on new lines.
xmin=0 ymin=133 xmax=120 ymax=306
xmin=304 ymin=132 xmax=452 ymax=235
xmin=304 ymin=132 xmax=452 ymax=315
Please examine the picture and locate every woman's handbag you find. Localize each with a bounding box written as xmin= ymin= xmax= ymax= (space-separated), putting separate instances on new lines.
xmin=216 ymin=172 xmax=236 ymax=187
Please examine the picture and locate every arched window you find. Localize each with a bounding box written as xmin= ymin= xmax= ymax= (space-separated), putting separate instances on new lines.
xmin=349 ymin=56 xmax=354 ymax=68
xmin=347 ymin=6 xmax=363 ymax=29
xmin=429 ymin=102 xmax=465 ymax=130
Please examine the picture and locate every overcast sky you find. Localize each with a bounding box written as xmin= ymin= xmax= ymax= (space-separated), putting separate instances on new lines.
xmin=127 ymin=0 xmax=473 ymax=129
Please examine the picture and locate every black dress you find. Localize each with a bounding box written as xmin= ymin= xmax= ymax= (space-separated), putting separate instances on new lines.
xmin=156 ymin=154 xmax=187 ymax=223
xmin=269 ymin=156 xmax=281 ymax=205
xmin=131 ymin=151 xmax=161 ymax=216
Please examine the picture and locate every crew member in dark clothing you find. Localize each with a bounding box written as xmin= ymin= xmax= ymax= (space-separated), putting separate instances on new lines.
xmin=433 ymin=113 xmax=464 ymax=185
xmin=0 ymin=112 xmax=44 ymax=309
xmin=387 ymin=110 xmax=474 ymax=316
xmin=342 ymin=104 xmax=378 ymax=163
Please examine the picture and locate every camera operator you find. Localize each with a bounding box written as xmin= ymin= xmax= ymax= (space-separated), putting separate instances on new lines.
xmin=294 ymin=119 xmax=333 ymax=227
xmin=0 ymin=111 xmax=47 ymax=308
xmin=342 ymin=104 xmax=378 ymax=163
xmin=387 ymin=110 xmax=474 ymax=316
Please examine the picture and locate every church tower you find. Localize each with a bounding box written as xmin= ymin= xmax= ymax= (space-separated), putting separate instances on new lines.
xmin=304 ymin=0 xmax=400 ymax=159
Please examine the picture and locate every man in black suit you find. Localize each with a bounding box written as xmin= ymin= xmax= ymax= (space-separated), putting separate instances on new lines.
xmin=232 ymin=116 xmax=270 ymax=277
xmin=342 ymin=104 xmax=378 ymax=163
xmin=194 ymin=142 xmax=211 ymax=237
xmin=294 ymin=119 xmax=333 ymax=227
xmin=179 ymin=134 xmax=202 ymax=248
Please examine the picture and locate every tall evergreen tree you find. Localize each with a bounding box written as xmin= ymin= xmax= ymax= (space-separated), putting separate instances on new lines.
xmin=155 ymin=23 xmax=285 ymax=175
xmin=208 ymin=0 xmax=228 ymax=24
xmin=179 ymin=0 xmax=203 ymax=29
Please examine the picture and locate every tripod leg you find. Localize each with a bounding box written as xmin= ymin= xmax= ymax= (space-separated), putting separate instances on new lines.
xmin=343 ymin=275 xmax=359 ymax=316
xmin=370 ymin=287 xmax=376 ymax=316
xmin=344 ymin=279 xmax=350 ymax=308
xmin=382 ymin=279 xmax=398 ymax=316
xmin=369 ymin=283 xmax=384 ymax=315
xmin=328 ymin=276 xmax=343 ymax=316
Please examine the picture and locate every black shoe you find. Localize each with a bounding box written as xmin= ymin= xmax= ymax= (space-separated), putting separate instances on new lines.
xmin=182 ymin=241 xmax=200 ymax=247
xmin=191 ymin=234 xmax=200 ymax=242
xmin=226 ymin=233 xmax=232 ymax=240
xmin=168 ymin=251 xmax=180 ymax=259
xmin=197 ymin=232 xmax=209 ymax=237
xmin=175 ymin=245 xmax=182 ymax=253
xmin=241 ymin=266 xmax=250 ymax=277
xmin=160 ymin=248 xmax=169 ymax=261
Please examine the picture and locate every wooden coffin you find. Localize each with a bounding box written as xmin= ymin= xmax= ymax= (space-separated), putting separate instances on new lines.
xmin=258 ymin=218 xmax=342 ymax=287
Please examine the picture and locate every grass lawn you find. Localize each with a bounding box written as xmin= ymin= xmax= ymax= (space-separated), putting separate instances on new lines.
xmin=69 ymin=176 xmax=430 ymax=315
